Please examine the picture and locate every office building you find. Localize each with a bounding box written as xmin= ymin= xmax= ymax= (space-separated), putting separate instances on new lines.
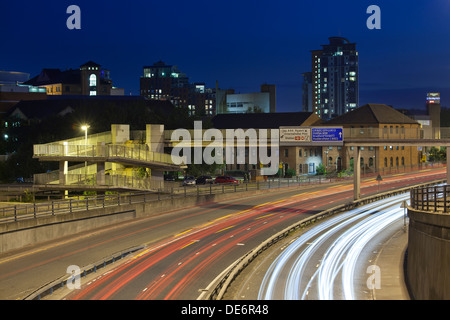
xmin=140 ymin=61 xmax=215 ymax=116
xmin=215 ymin=84 xmax=276 ymax=114
xmin=0 ymin=71 xmax=47 ymax=116
xmin=303 ymin=37 xmax=359 ymax=120
xmin=426 ymin=92 xmax=441 ymax=139
xmin=301 ymin=72 xmax=312 ymax=112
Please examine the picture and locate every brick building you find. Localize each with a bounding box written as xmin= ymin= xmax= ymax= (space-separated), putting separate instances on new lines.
xmin=323 ymin=103 xmax=421 ymax=173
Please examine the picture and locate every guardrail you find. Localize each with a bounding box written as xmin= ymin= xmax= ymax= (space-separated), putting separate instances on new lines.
xmin=410 ymin=184 xmax=450 ymax=212
xmin=33 ymin=172 xmax=165 ymax=191
xmin=203 ymin=179 xmax=446 ymax=300
xmin=24 ymin=244 xmax=146 ymax=300
xmin=0 ymin=176 xmax=350 ymax=224
xmin=33 ymin=143 xmax=184 ymax=165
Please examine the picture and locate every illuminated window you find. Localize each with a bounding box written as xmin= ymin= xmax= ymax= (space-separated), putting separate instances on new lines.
xmin=90 ymin=91 xmax=97 ymax=96
xmin=89 ymin=74 xmax=97 ymax=87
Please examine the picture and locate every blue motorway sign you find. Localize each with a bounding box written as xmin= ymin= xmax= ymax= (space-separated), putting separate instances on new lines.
xmin=311 ymin=127 xmax=343 ymax=142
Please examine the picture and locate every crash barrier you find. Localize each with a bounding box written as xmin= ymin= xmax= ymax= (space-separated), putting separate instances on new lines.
xmin=407 ymin=183 xmax=450 ymax=299
xmin=24 ymin=244 xmax=145 ymax=300
xmin=204 ymin=179 xmax=445 ymax=300
xmin=410 ymin=184 xmax=450 ymax=212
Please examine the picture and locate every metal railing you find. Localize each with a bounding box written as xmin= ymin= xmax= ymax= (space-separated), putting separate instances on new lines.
xmin=33 ymin=172 xmax=165 ymax=191
xmin=0 ymin=176 xmax=350 ymax=224
xmin=33 ymin=143 xmax=184 ymax=165
xmin=410 ymin=184 xmax=450 ymax=212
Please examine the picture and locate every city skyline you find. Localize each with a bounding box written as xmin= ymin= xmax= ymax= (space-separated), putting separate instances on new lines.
xmin=1 ymin=0 xmax=449 ymax=112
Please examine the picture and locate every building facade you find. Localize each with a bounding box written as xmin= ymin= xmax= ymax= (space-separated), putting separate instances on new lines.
xmin=140 ymin=61 xmax=215 ymax=116
xmin=211 ymin=112 xmax=322 ymax=177
xmin=324 ymin=104 xmax=421 ymax=174
xmin=24 ymin=61 xmax=117 ymax=96
xmin=216 ymin=84 xmax=276 ymax=114
xmin=301 ymin=72 xmax=312 ymax=112
xmin=303 ymin=37 xmax=359 ymax=120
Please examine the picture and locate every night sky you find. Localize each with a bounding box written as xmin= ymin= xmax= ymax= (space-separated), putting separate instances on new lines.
xmin=1 ymin=0 xmax=449 ymax=112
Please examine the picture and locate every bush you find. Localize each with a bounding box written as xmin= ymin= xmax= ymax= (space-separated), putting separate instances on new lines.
xmin=316 ymin=163 xmax=326 ymax=176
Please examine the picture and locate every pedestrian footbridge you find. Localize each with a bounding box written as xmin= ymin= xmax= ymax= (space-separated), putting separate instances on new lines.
xmin=32 ymin=124 xmax=185 ymax=193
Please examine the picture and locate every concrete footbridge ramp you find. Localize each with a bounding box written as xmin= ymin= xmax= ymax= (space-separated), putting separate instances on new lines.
xmin=32 ymin=124 xmax=185 ymax=193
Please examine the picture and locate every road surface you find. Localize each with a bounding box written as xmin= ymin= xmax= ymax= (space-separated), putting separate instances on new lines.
xmin=0 ymin=168 xmax=444 ymax=300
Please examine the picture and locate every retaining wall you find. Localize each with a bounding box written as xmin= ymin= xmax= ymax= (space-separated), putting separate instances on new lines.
xmin=0 ymin=186 xmax=290 ymax=254
xmin=407 ymin=207 xmax=450 ymax=299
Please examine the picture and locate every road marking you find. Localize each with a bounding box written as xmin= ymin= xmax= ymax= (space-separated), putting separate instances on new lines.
xmin=255 ymin=213 xmax=274 ymax=220
xmin=174 ymin=229 xmax=193 ymax=238
xmin=255 ymin=202 xmax=270 ymax=207
xmin=215 ymin=225 xmax=235 ymax=233
xmin=179 ymin=241 xmax=197 ymax=250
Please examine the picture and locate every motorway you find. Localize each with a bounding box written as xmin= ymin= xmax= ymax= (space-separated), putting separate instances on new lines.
xmin=0 ymin=167 xmax=445 ymax=300
xmin=254 ymin=193 xmax=411 ymax=300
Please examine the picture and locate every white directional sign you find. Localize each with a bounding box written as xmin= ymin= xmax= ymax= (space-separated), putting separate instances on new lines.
xmin=280 ymin=128 xmax=311 ymax=143
xmin=280 ymin=127 xmax=343 ymax=146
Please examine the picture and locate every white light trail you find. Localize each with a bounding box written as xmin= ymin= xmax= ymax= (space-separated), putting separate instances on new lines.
xmin=258 ymin=193 xmax=410 ymax=300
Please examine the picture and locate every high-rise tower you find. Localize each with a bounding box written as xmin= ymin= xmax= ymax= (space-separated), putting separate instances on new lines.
xmin=304 ymin=37 xmax=359 ymax=120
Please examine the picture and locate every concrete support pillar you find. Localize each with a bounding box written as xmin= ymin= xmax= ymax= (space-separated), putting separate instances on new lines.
xmin=97 ymin=162 xmax=105 ymax=186
xmin=354 ymin=146 xmax=361 ymax=200
xmin=59 ymin=160 xmax=67 ymax=185
xmin=146 ymin=124 xmax=164 ymax=153
xmin=146 ymin=124 xmax=165 ymax=189
xmin=59 ymin=160 xmax=68 ymax=199
xmin=111 ymin=124 xmax=129 ymax=174
xmin=96 ymin=142 xmax=106 ymax=186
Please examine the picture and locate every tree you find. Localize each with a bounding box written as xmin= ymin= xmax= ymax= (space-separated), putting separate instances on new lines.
xmin=316 ymin=163 xmax=327 ymax=175
xmin=428 ymin=147 xmax=446 ymax=162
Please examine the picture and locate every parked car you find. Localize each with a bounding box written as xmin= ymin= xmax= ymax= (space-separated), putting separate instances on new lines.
xmin=196 ymin=175 xmax=213 ymax=184
xmin=182 ymin=175 xmax=196 ymax=186
xmin=164 ymin=174 xmax=175 ymax=181
xmin=214 ymin=176 xmax=239 ymax=184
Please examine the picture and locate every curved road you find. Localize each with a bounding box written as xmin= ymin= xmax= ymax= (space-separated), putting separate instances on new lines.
xmin=256 ymin=193 xmax=410 ymax=300
xmin=0 ymin=168 xmax=444 ymax=300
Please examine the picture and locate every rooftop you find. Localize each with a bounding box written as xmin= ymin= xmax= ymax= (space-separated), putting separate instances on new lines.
xmin=325 ymin=104 xmax=419 ymax=125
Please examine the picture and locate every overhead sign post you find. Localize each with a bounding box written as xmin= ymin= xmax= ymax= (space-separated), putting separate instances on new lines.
xmin=280 ymin=126 xmax=343 ymax=146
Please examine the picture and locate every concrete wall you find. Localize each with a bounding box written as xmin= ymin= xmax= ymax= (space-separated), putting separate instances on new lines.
xmin=407 ymin=207 xmax=450 ymax=299
xmin=0 ymin=186 xmax=288 ymax=254
xmin=0 ymin=207 xmax=137 ymax=253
